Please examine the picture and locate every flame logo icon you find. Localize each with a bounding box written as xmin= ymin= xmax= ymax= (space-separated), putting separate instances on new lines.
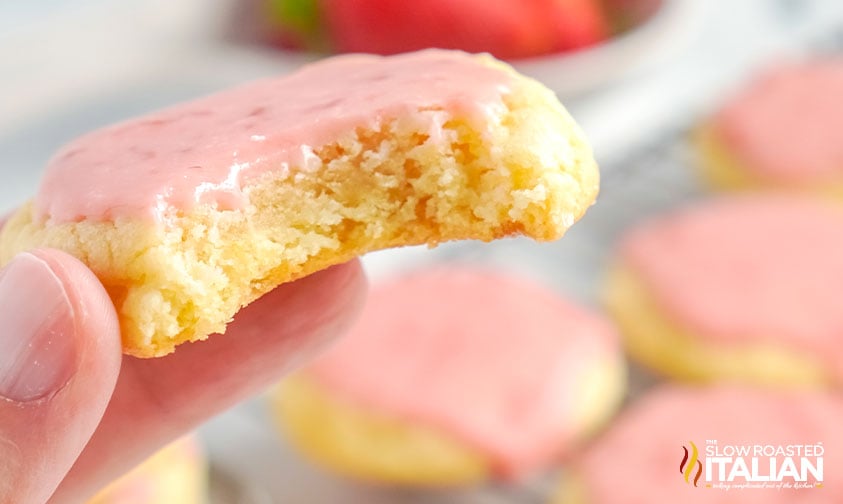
xmin=680 ymin=441 xmax=703 ymax=487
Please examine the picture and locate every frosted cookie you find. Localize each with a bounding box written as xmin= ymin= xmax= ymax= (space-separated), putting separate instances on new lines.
xmin=87 ymin=436 xmax=205 ymax=504
xmin=0 ymin=49 xmax=598 ymax=357
xmin=555 ymin=386 xmax=840 ymax=503
xmin=605 ymin=195 xmax=843 ymax=387
xmin=696 ymin=59 xmax=843 ymax=197
xmin=271 ymin=267 xmax=625 ymax=485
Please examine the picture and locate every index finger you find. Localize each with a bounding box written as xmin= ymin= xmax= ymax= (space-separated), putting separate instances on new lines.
xmin=51 ymin=260 xmax=368 ymax=503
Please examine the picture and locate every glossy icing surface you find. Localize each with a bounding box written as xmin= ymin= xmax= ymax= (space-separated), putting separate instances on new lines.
xmin=713 ymin=59 xmax=843 ymax=182
xmin=577 ymin=386 xmax=842 ymax=503
xmin=621 ymin=196 xmax=843 ymax=381
xmin=307 ymin=267 xmax=619 ymax=478
xmin=36 ymin=50 xmax=514 ymax=222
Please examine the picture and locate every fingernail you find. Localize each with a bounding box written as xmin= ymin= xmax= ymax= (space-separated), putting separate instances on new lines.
xmin=0 ymin=253 xmax=76 ymax=402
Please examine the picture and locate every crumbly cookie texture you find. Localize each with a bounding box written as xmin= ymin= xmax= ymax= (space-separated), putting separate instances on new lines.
xmin=0 ymin=56 xmax=598 ymax=357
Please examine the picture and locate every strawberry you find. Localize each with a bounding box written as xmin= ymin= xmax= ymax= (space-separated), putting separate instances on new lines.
xmin=322 ymin=0 xmax=560 ymax=59
xmin=545 ymin=0 xmax=610 ymax=51
xmin=266 ymin=0 xmax=610 ymax=58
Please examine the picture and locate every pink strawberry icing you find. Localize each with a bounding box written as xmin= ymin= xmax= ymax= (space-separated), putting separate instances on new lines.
xmin=713 ymin=59 xmax=843 ymax=182
xmin=35 ymin=50 xmax=515 ymax=223
xmin=576 ymin=386 xmax=842 ymax=504
xmin=620 ymin=195 xmax=843 ymax=382
xmin=306 ymin=267 xmax=620 ymax=479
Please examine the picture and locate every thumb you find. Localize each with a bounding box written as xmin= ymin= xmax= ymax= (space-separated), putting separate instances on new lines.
xmin=0 ymin=250 xmax=121 ymax=504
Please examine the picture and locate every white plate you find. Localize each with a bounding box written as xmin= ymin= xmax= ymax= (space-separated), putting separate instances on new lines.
xmin=515 ymin=0 xmax=704 ymax=96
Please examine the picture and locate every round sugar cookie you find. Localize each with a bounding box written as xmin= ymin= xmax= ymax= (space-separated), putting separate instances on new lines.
xmin=0 ymin=49 xmax=598 ymax=357
xmin=271 ymin=267 xmax=626 ymax=485
xmin=555 ymin=386 xmax=841 ymax=504
xmin=606 ymin=195 xmax=843 ymax=387
xmin=696 ymin=59 xmax=843 ymax=197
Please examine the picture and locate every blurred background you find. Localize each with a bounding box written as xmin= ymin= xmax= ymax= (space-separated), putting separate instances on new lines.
xmin=1 ymin=0 xmax=842 ymax=502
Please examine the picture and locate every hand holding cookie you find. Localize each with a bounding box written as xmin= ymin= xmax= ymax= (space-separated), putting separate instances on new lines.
xmin=0 ymin=49 xmax=596 ymax=503
xmin=0 ymin=232 xmax=365 ymax=503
